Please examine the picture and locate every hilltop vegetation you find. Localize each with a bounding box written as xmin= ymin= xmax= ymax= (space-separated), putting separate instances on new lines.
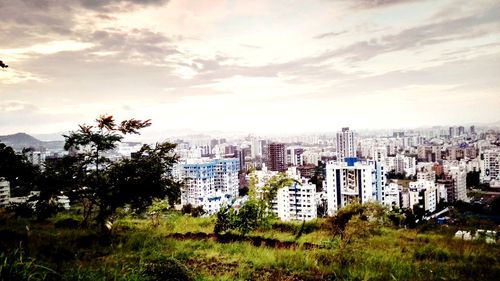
xmin=1 ymin=205 xmax=499 ymax=281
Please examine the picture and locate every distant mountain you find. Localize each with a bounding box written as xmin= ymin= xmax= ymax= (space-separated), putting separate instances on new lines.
xmin=0 ymin=133 xmax=64 ymax=151
xmin=32 ymin=132 xmax=66 ymax=141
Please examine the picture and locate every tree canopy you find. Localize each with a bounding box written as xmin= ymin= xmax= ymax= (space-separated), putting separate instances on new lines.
xmin=62 ymin=115 xmax=180 ymax=230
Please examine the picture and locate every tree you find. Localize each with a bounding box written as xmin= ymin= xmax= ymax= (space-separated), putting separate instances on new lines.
xmin=103 ymin=142 xmax=181 ymax=222
xmin=0 ymin=143 xmax=40 ymax=196
xmin=63 ymin=115 xmax=180 ymax=231
xmin=214 ymin=171 xmax=295 ymax=235
xmin=259 ymin=173 xmax=295 ymax=216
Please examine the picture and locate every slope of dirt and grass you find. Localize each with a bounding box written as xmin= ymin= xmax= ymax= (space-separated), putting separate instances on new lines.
xmin=0 ymin=211 xmax=499 ymax=281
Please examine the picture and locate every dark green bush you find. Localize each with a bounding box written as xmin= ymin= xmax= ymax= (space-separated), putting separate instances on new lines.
xmin=142 ymin=256 xmax=192 ymax=281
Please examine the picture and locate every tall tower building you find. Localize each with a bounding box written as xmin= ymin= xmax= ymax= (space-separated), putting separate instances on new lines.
xmin=325 ymin=159 xmax=386 ymax=215
xmin=268 ymin=143 xmax=287 ymax=172
xmin=336 ymin=127 xmax=357 ymax=161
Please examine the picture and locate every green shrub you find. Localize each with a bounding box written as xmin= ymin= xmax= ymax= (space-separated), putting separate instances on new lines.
xmin=142 ymin=256 xmax=192 ymax=281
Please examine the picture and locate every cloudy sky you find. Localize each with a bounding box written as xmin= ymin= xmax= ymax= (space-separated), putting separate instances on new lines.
xmin=1 ymin=0 xmax=499 ymax=137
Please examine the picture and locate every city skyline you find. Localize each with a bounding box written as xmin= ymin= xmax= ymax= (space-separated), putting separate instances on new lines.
xmin=1 ymin=0 xmax=500 ymax=135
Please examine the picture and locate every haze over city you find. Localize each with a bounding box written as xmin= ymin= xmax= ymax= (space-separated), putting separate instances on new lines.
xmin=1 ymin=0 xmax=500 ymax=136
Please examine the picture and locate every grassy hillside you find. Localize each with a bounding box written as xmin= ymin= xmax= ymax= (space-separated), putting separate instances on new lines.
xmin=0 ymin=211 xmax=499 ymax=281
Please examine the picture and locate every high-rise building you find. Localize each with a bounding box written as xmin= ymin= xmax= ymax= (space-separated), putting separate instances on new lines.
xmin=336 ymin=127 xmax=357 ymax=161
xmin=480 ymin=148 xmax=500 ymax=183
xmin=325 ymin=159 xmax=386 ymax=215
xmin=234 ymin=149 xmax=246 ymax=173
xmin=286 ymin=147 xmax=304 ymax=166
xmin=470 ymin=125 xmax=476 ymax=135
xmin=449 ymin=126 xmax=457 ymax=138
xmin=448 ymin=165 xmax=467 ymax=202
xmin=437 ymin=175 xmax=455 ymax=203
xmin=268 ymin=143 xmax=287 ymax=172
xmin=0 ymin=178 xmax=10 ymax=208
xmin=176 ymin=158 xmax=240 ymax=214
xmin=458 ymin=126 xmax=465 ymax=136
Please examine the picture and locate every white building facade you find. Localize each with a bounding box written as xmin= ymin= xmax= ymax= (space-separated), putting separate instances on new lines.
xmin=254 ymin=166 xmax=317 ymax=221
xmin=325 ymin=159 xmax=386 ymax=216
xmin=176 ymin=158 xmax=240 ymax=214
xmin=480 ymin=148 xmax=500 ymax=183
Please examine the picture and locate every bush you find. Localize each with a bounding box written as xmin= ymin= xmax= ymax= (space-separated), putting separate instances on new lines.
xmin=142 ymin=256 xmax=192 ymax=281
xmin=328 ymin=202 xmax=387 ymax=237
xmin=181 ymin=204 xmax=206 ymax=217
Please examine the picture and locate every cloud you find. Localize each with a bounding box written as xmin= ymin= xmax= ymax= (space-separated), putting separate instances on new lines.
xmin=86 ymin=28 xmax=180 ymax=65
xmin=0 ymin=101 xmax=38 ymax=112
xmin=240 ymin=44 xmax=263 ymax=49
xmin=315 ymin=2 xmax=500 ymax=62
xmin=348 ymin=0 xmax=418 ymax=9
xmin=313 ymin=30 xmax=348 ymax=39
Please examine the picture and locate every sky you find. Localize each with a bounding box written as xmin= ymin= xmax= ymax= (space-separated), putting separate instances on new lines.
xmin=1 ymin=0 xmax=500 ymax=137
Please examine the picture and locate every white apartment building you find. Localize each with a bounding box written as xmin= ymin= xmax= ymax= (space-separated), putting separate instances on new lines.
xmin=325 ymin=159 xmax=386 ymax=216
xmin=336 ymin=127 xmax=357 ymax=161
xmin=273 ymin=180 xmax=317 ymax=221
xmin=408 ymin=180 xmax=439 ymax=212
xmin=302 ymin=150 xmax=321 ymax=165
xmin=417 ymin=170 xmax=436 ymax=182
xmin=385 ymin=183 xmax=401 ymax=208
xmin=254 ymin=166 xmax=317 ymax=221
xmin=286 ymin=147 xmax=304 ymax=166
xmin=176 ymin=158 xmax=239 ymax=214
xmin=388 ymin=154 xmax=416 ymax=176
xmin=448 ymin=165 xmax=467 ymax=202
xmin=480 ymin=148 xmax=500 ymax=183
xmin=0 ymin=178 xmax=10 ymax=208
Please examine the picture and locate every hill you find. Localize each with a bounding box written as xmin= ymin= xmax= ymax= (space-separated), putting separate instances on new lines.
xmin=0 ymin=132 xmax=64 ymax=151
xmin=0 ymin=132 xmax=44 ymax=150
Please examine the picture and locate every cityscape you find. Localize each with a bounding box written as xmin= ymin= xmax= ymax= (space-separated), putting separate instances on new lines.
xmin=1 ymin=0 xmax=500 ymax=280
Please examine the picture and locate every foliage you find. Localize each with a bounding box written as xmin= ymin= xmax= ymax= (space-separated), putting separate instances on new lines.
xmin=62 ymin=115 xmax=181 ymax=231
xmin=103 ymin=142 xmax=181 ymax=218
xmin=215 ymin=172 xmax=295 ymax=236
xmin=259 ymin=173 xmax=295 ymax=211
xmin=1 ymin=212 xmax=500 ymax=281
xmin=214 ymin=204 xmax=237 ymax=235
xmin=146 ymin=199 xmax=169 ymax=228
xmin=181 ymin=204 xmax=205 ymax=217
xmin=0 ymin=143 xmax=40 ymax=196
xmin=142 ymin=256 xmax=192 ymax=281
xmin=328 ymin=201 xmax=388 ymax=238
xmin=234 ymin=199 xmax=261 ymax=235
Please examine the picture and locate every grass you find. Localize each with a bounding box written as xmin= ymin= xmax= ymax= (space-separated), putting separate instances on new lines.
xmin=0 ymin=211 xmax=499 ymax=280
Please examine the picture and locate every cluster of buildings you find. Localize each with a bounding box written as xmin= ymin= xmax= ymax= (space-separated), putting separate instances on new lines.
xmin=2 ymin=124 xmax=499 ymax=223
xmin=172 ymin=125 xmax=499 ymax=221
